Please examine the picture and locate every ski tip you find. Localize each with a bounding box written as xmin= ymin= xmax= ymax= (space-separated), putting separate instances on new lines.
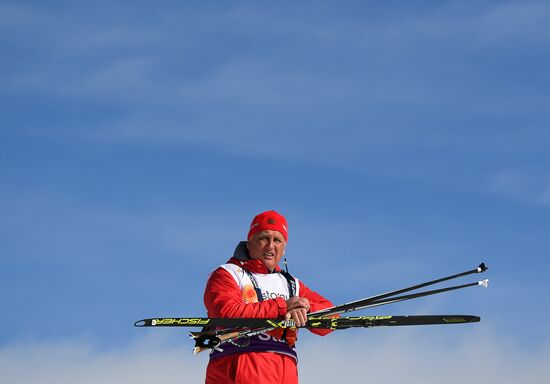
xmin=477 ymin=263 xmax=488 ymax=273
xmin=478 ymin=279 xmax=489 ymax=288
xmin=134 ymin=320 xmax=146 ymax=327
xmin=189 ymin=331 xmax=200 ymax=339
xmin=193 ymin=346 xmax=221 ymax=354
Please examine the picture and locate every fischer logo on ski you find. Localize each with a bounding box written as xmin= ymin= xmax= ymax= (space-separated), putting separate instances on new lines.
xmin=441 ymin=317 xmax=469 ymax=323
xmin=152 ymin=318 xmax=211 ymax=326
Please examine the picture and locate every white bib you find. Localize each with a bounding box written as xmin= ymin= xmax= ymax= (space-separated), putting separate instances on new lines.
xmin=221 ymin=263 xmax=300 ymax=303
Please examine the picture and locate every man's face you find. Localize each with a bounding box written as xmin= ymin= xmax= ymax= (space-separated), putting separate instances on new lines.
xmin=247 ymin=230 xmax=286 ymax=271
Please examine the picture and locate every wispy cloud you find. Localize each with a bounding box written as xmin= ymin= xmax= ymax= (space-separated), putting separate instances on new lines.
xmin=1 ymin=329 xmax=548 ymax=384
xmin=4 ymin=1 xmax=547 ymax=208
xmin=2 ymin=11 xmax=544 ymax=124
xmin=0 ymin=335 xmax=208 ymax=384
xmin=4 ymin=1 xmax=548 ymax=128
xmin=300 ymin=328 xmax=550 ymax=383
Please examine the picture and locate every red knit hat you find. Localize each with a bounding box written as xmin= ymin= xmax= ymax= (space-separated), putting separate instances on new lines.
xmin=247 ymin=210 xmax=288 ymax=241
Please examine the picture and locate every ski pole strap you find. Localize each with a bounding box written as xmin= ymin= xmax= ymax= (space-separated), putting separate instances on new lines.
xmin=243 ymin=269 xmax=297 ymax=301
xmin=279 ymin=270 xmax=297 ymax=298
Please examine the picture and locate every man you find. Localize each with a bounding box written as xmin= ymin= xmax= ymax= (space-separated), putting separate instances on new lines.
xmin=204 ymin=210 xmax=333 ymax=384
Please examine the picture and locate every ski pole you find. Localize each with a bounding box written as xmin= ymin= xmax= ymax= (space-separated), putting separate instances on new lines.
xmin=335 ymin=279 xmax=489 ymax=313
xmin=310 ymin=263 xmax=487 ymax=317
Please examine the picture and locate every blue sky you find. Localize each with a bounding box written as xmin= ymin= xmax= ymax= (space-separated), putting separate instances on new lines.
xmin=1 ymin=1 xmax=550 ymax=382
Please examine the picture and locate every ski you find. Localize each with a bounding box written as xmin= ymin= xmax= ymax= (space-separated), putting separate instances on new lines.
xmin=189 ymin=315 xmax=481 ymax=353
xmin=134 ymin=314 xmax=480 ymax=330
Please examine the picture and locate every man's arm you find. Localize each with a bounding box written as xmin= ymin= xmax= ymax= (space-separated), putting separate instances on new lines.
xmin=298 ymin=280 xmax=335 ymax=336
xmin=204 ymin=267 xmax=288 ymax=318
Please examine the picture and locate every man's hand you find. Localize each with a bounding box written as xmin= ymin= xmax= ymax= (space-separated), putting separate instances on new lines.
xmin=285 ymin=297 xmax=310 ymax=327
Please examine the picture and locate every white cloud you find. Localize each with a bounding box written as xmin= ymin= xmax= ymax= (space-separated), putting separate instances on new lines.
xmin=299 ymin=328 xmax=550 ymax=384
xmin=1 ymin=329 xmax=548 ymax=384
xmin=0 ymin=335 xmax=209 ymax=384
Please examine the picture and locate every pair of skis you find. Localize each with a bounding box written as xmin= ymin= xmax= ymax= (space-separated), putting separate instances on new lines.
xmin=135 ymin=263 xmax=488 ymax=353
